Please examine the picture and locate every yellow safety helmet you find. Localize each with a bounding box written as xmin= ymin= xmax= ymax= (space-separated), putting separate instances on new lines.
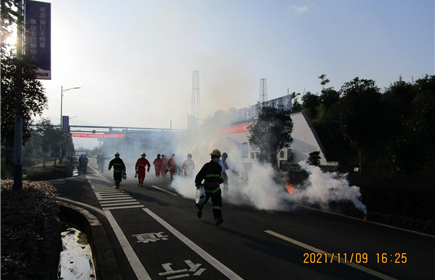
xmin=141 ymin=152 xmax=146 ymax=156
xmin=114 ymin=151 xmax=120 ymax=156
xmin=210 ymin=149 xmax=221 ymax=157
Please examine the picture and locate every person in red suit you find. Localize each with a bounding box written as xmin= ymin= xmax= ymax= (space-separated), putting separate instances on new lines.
xmin=182 ymin=153 xmax=195 ymax=178
xmin=161 ymin=154 xmax=167 ymax=177
xmin=153 ymin=154 xmax=163 ymax=178
xmin=135 ymin=152 xmax=150 ymax=186
xmin=167 ymin=153 xmax=177 ymax=181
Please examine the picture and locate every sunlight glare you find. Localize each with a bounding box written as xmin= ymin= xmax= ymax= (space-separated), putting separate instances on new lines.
xmin=5 ymin=34 xmax=17 ymax=47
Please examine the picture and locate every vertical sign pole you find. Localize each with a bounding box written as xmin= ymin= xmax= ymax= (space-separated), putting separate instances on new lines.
xmin=13 ymin=0 xmax=24 ymax=191
xmin=60 ymin=86 xmax=63 ymax=126
xmin=60 ymin=86 xmax=63 ymax=164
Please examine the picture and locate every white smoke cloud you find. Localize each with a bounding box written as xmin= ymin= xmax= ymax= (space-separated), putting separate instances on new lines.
xmin=234 ymin=162 xmax=287 ymax=211
xmin=289 ymin=161 xmax=367 ymax=215
xmin=132 ymin=106 xmax=367 ymax=219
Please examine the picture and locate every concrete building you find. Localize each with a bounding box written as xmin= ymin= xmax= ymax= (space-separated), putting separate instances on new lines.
xmin=218 ymin=96 xmax=337 ymax=169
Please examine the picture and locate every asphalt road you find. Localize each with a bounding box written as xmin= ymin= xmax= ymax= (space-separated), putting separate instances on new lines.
xmin=53 ymin=158 xmax=435 ymax=280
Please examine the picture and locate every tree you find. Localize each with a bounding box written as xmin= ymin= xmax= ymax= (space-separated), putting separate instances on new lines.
xmin=23 ymin=119 xmax=74 ymax=168
xmin=301 ymin=91 xmax=320 ymax=120
xmin=248 ymin=105 xmax=293 ymax=168
xmin=307 ymin=151 xmax=321 ymax=166
xmin=0 ymin=0 xmax=47 ymax=148
xmin=290 ymin=92 xmax=302 ymax=112
xmin=318 ymin=74 xmax=330 ymax=90
xmin=320 ymin=87 xmax=340 ymax=110
xmin=1 ymin=0 xmax=20 ymax=51
xmin=409 ymin=75 xmax=435 ymax=170
xmin=327 ymin=77 xmax=383 ymax=175
xmin=381 ymin=77 xmax=416 ymax=174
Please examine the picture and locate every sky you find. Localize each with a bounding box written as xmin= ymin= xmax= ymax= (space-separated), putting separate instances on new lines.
xmin=32 ymin=0 xmax=434 ymax=148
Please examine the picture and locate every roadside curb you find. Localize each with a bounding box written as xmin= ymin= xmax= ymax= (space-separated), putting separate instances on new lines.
xmin=57 ymin=200 xmax=124 ymax=280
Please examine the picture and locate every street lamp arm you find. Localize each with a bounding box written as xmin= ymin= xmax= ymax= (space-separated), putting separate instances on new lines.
xmin=61 ymin=86 xmax=81 ymax=124
xmin=62 ymin=87 xmax=81 ymax=97
xmin=59 ymin=85 xmax=81 ymax=165
xmin=63 ymin=87 xmax=81 ymax=92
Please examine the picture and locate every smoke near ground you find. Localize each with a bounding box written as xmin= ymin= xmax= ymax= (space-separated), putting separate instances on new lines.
xmin=169 ymin=109 xmax=367 ymax=217
xmin=96 ymin=108 xmax=366 ymax=217
xmin=289 ymin=161 xmax=367 ymax=215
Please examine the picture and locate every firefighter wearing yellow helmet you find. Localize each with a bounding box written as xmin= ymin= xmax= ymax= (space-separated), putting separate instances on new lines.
xmin=135 ymin=152 xmax=151 ymax=187
xmin=194 ymin=149 xmax=224 ymax=226
xmin=108 ymin=151 xmax=126 ymax=189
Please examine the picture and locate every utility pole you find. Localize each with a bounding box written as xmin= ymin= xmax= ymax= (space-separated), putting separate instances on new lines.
xmin=259 ymin=78 xmax=268 ymax=107
xmin=13 ymin=0 xmax=24 ymax=190
xmin=189 ymin=70 xmax=200 ymax=128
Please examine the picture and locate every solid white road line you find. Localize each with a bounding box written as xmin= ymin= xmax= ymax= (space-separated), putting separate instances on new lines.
xmin=86 ymin=167 xmax=151 ymax=279
xmin=88 ymin=165 xmax=113 ymax=183
xmin=143 ymin=208 xmax=243 ymax=280
xmin=105 ymin=210 xmax=151 ymax=280
xmin=150 ymin=185 xmax=178 ymax=196
xmin=297 ymin=204 xmax=435 ymax=239
xmin=265 ymin=230 xmax=396 ymax=280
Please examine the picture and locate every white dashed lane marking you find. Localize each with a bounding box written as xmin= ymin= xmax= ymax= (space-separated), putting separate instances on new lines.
xmin=95 ymin=190 xmax=144 ymax=210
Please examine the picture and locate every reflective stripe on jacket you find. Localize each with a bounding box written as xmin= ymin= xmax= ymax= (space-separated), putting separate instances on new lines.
xmin=109 ymin=157 xmax=126 ymax=173
xmin=195 ymin=160 xmax=223 ymax=188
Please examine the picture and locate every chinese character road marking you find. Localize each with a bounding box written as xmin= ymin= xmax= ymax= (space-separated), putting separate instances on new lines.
xmin=132 ymin=232 xmax=168 ymax=243
xmin=159 ymin=260 xmax=206 ymax=279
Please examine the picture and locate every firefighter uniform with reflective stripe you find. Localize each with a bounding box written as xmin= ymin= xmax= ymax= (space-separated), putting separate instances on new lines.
xmin=195 ymin=160 xmax=223 ymax=220
xmin=108 ymin=157 xmax=126 ymax=188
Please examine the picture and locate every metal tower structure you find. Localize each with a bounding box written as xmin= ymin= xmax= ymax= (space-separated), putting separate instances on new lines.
xmin=189 ymin=71 xmax=201 ymax=128
xmin=259 ymin=78 xmax=268 ymax=105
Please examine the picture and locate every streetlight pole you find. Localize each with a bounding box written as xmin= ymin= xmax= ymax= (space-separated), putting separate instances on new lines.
xmin=60 ymin=86 xmax=80 ymax=164
xmin=60 ymin=86 xmax=80 ymax=126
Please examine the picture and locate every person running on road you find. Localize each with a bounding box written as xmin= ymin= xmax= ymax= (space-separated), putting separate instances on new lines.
xmin=195 ymin=149 xmax=224 ymax=226
xmin=182 ymin=153 xmax=195 ymax=178
xmin=108 ymin=151 xmax=126 ymax=189
xmin=219 ymin=152 xmax=230 ymax=195
xmin=99 ymin=153 xmax=105 ymax=173
xmin=82 ymin=154 xmax=89 ymax=174
xmin=167 ymin=153 xmax=177 ymax=181
xmin=96 ymin=153 xmax=101 ymax=168
xmin=161 ymin=154 xmax=168 ymax=178
xmin=135 ymin=152 xmax=151 ymax=186
xmin=78 ymin=154 xmax=84 ymax=173
xmin=153 ymin=154 xmax=163 ymax=178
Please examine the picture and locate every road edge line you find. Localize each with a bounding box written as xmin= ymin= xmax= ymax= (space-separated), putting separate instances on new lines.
xmin=105 ymin=209 xmax=151 ymax=280
xmin=143 ymin=208 xmax=243 ymax=280
xmin=296 ymin=204 xmax=435 ymax=239
xmin=265 ymin=230 xmax=397 ymax=280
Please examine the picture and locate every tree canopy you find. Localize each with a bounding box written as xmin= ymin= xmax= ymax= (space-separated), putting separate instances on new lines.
xmin=1 ymin=0 xmax=48 ymax=149
xmin=307 ymin=74 xmax=434 ymax=176
xmin=248 ymin=105 xmax=293 ymax=167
